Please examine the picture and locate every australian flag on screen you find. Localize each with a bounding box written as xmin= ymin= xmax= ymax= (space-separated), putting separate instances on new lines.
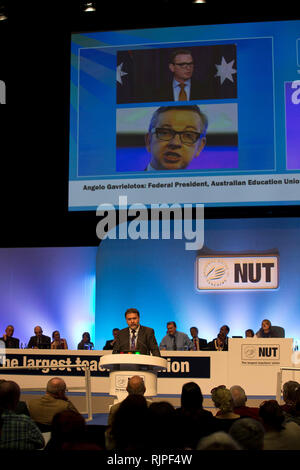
xmin=116 ymin=44 xmax=237 ymax=104
xmin=117 ymin=51 xmax=136 ymax=103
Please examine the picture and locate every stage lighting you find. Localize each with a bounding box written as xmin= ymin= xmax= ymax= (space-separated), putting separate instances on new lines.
xmin=0 ymin=1 xmax=8 ymax=21
xmin=82 ymin=1 xmax=97 ymax=12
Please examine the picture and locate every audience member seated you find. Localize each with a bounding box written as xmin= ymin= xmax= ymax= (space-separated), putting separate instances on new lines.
xmin=51 ymin=330 xmax=68 ymax=349
xmin=109 ymin=394 xmax=149 ymax=451
xmin=206 ymin=333 xmax=227 ymax=351
xmin=0 ymin=380 xmax=45 ymax=450
xmin=107 ymin=376 xmax=149 ymax=428
xmin=28 ymin=377 xmax=79 ymax=430
xmin=189 ymin=327 xmax=207 ymax=351
xmin=229 ymin=385 xmax=261 ymax=421
xmin=281 ymin=380 xmax=300 ymax=414
xmin=0 ymin=325 xmax=20 ymax=348
xmin=229 ymin=417 xmax=265 ymax=450
xmin=259 ymin=400 xmax=300 ymax=450
xmin=175 ymin=382 xmax=216 ymax=449
xmin=103 ymin=328 xmax=120 ymax=350
xmin=211 ymin=386 xmax=240 ymax=432
xmin=159 ymin=321 xmax=193 ymax=351
xmin=255 ymin=319 xmax=282 ymax=338
xmin=282 ymin=386 xmax=300 ymax=426
xmin=44 ymin=410 xmax=103 ymax=451
xmin=147 ymin=401 xmax=180 ymax=450
xmin=27 ymin=325 xmax=51 ymax=349
xmin=0 ymin=379 xmax=30 ymax=416
xmin=245 ymin=329 xmax=255 ymax=338
xmin=77 ymin=332 xmax=94 ymax=350
xmin=106 ymin=376 xmax=152 ymax=450
xmin=196 ymin=431 xmax=241 ymax=450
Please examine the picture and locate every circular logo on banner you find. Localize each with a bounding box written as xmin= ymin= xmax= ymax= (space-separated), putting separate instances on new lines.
xmin=116 ymin=376 xmax=127 ymax=389
xmin=204 ymin=260 xmax=229 ymax=287
xmin=243 ymin=346 xmax=256 ymax=359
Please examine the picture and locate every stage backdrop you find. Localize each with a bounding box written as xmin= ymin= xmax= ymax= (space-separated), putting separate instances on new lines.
xmin=0 ymin=218 xmax=299 ymax=350
xmin=95 ymin=217 xmax=300 ymax=348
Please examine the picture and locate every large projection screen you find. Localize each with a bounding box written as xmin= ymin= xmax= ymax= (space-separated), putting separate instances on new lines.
xmin=68 ymin=20 xmax=300 ymax=211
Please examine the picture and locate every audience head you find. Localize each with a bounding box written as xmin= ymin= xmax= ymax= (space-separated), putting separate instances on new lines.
xmin=245 ymin=329 xmax=254 ymax=338
xmin=167 ymin=321 xmax=177 ymax=336
xmin=46 ymin=377 xmax=67 ymax=399
xmin=282 ymin=380 xmax=299 ymax=405
xmin=291 ymin=387 xmax=300 ymax=416
xmin=211 ymin=387 xmax=234 ymax=414
xmin=111 ymin=394 xmax=148 ymax=450
xmin=230 ymin=385 xmax=247 ymax=407
xmin=259 ymin=400 xmax=285 ymax=431
xmin=229 ymin=418 xmax=265 ymax=450
xmin=0 ymin=379 xmax=20 ymax=411
xmin=148 ymin=401 xmax=178 ymax=449
xmin=52 ymin=409 xmax=85 ymax=438
xmin=126 ymin=376 xmax=146 ymax=395
xmin=48 ymin=410 xmax=90 ymax=450
xmin=181 ymin=381 xmax=203 ymax=411
xmin=197 ymin=431 xmax=241 ymax=450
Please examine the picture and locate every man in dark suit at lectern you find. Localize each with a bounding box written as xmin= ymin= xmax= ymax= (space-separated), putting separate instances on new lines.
xmin=113 ymin=308 xmax=160 ymax=357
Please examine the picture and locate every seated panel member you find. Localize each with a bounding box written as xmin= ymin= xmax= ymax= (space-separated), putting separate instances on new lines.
xmin=190 ymin=326 xmax=207 ymax=351
xmin=0 ymin=325 xmax=20 ymax=348
xmin=245 ymin=329 xmax=255 ymax=338
xmin=103 ymin=328 xmax=120 ymax=350
xmin=112 ymin=308 xmax=160 ymax=356
xmin=255 ymin=319 xmax=281 ymax=338
xmin=27 ymin=325 xmax=51 ymax=349
xmin=145 ymin=105 xmax=207 ymax=171
xmin=160 ymin=321 xmax=193 ymax=351
xmin=51 ymin=330 xmax=68 ymax=350
xmin=77 ymin=332 xmax=94 ymax=350
xmin=207 ymin=333 xmax=227 ymax=351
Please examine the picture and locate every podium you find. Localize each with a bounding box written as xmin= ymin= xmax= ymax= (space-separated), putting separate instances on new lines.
xmin=100 ymin=354 xmax=167 ymax=403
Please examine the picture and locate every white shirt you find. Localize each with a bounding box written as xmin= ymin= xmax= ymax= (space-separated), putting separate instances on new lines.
xmin=129 ymin=325 xmax=140 ymax=350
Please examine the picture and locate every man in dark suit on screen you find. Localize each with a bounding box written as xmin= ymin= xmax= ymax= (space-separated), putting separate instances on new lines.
xmin=113 ymin=308 xmax=160 ymax=357
xmin=155 ymin=48 xmax=213 ymax=102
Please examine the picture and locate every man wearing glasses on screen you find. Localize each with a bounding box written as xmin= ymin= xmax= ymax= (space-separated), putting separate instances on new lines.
xmin=145 ymin=105 xmax=207 ymax=171
xmin=169 ymin=49 xmax=196 ymax=102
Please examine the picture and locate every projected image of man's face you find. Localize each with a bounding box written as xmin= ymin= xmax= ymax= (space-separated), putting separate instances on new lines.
xmin=146 ymin=109 xmax=206 ymax=170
